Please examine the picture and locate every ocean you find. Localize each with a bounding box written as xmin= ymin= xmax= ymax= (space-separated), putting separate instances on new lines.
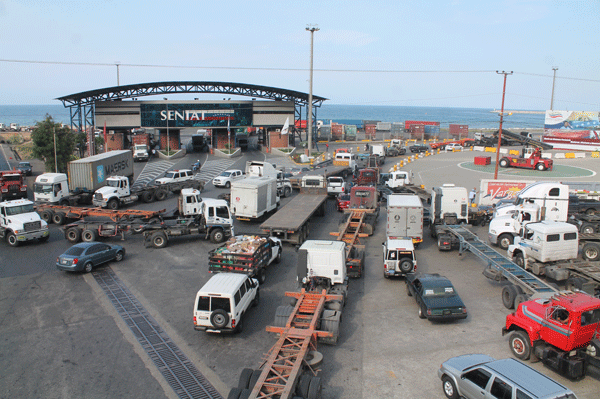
xmin=0 ymin=103 xmax=545 ymax=130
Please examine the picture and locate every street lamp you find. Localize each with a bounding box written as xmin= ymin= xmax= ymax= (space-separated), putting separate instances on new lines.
xmin=115 ymin=62 xmax=120 ymax=86
xmin=494 ymin=71 xmax=513 ymax=180
xmin=306 ymin=24 xmax=319 ymax=154
xmin=550 ymin=67 xmax=558 ymax=110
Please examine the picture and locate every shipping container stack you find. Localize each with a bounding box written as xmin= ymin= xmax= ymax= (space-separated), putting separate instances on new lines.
xmin=449 ymin=124 xmax=469 ymax=139
xmin=391 ymin=122 xmax=404 ymax=139
xmin=331 ymin=123 xmax=345 ymax=141
xmin=344 ymin=125 xmax=358 ymax=141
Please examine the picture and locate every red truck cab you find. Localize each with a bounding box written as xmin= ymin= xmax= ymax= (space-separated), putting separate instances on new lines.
xmin=0 ymin=169 xmax=27 ymax=201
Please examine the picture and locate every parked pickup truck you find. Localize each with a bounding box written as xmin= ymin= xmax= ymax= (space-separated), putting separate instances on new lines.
xmin=568 ymin=195 xmax=600 ymax=216
xmin=327 ymin=176 xmax=347 ymax=196
xmin=208 ymin=235 xmax=282 ymax=284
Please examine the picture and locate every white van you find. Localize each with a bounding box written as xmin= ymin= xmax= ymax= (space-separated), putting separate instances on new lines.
xmin=193 ymin=273 xmax=259 ymax=333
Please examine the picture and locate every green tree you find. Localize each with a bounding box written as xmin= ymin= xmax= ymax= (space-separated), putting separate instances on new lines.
xmin=31 ymin=115 xmax=78 ymax=173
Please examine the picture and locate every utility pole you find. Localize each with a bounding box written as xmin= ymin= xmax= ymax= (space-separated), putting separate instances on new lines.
xmin=494 ymin=70 xmax=513 ymax=180
xmin=306 ymin=24 xmax=319 ymax=155
xmin=53 ymin=126 xmax=58 ymax=173
xmin=550 ymin=67 xmax=558 ymax=110
xmin=115 ymin=62 xmax=120 ymax=86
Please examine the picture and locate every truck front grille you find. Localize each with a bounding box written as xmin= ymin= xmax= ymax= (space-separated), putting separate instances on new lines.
xmin=24 ymin=221 xmax=41 ymax=232
xmin=95 ymin=193 xmax=103 ymax=200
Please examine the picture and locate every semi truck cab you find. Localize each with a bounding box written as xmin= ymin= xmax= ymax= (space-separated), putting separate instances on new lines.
xmin=34 ymin=173 xmax=69 ymax=204
xmin=0 ymin=199 xmax=49 ymax=246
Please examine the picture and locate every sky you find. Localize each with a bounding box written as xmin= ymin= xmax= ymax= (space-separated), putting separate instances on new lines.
xmin=0 ymin=0 xmax=599 ymax=110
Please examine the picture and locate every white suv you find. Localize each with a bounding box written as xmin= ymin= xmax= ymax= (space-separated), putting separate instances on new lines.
xmin=193 ymin=273 xmax=259 ymax=333
xmin=212 ymin=169 xmax=244 ymax=188
xmin=155 ymin=169 xmax=194 ymax=185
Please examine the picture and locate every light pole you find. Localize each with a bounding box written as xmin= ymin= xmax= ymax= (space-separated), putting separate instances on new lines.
xmin=306 ymin=24 xmax=319 ymax=154
xmin=494 ymin=70 xmax=513 ymax=180
xmin=550 ymin=67 xmax=558 ymax=110
xmin=115 ymin=62 xmax=120 ymax=86
xmin=53 ymin=126 xmax=58 ymax=172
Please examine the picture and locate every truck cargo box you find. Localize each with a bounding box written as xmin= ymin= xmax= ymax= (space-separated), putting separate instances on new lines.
xmin=67 ymin=150 xmax=134 ymax=192
xmin=387 ymin=194 xmax=424 ymax=243
xmin=230 ymin=176 xmax=278 ymax=219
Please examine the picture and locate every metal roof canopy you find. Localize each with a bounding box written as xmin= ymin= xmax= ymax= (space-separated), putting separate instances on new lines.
xmin=56 ymin=81 xmax=328 ymax=135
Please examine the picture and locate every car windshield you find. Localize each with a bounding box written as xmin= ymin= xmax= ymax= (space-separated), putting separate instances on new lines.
xmin=4 ymin=203 xmax=35 ymax=215
xmin=18 ymin=163 xmax=30 ymax=168
xmin=423 ymin=285 xmax=456 ymax=297
xmin=107 ymin=180 xmax=120 ymax=187
xmin=164 ymin=172 xmax=176 ymax=179
xmin=219 ymin=171 xmax=232 ymax=177
xmin=64 ymin=247 xmax=85 ymax=256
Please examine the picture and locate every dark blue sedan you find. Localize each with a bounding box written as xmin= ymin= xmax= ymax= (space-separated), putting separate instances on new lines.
xmin=406 ymin=273 xmax=467 ymax=321
xmin=56 ymin=242 xmax=125 ymax=273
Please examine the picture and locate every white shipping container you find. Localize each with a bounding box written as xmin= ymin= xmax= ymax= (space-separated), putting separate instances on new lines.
xmin=231 ymin=176 xmax=278 ymax=219
xmin=386 ymin=194 xmax=424 ymax=242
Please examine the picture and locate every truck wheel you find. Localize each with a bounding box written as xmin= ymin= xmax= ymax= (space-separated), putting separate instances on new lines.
xmin=509 ymin=330 xmax=531 ymax=360
xmin=107 ymin=199 xmax=119 ymax=210
xmin=210 ymin=228 xmax=225 ymax=243
xmin=566 ymin=277 xmax=585 ymax=291
xmin=513 ymin=253 xmax=525 ymax=268
xmin=155 ymin=189 xmax=168 ymax=201
xmin=252 ymin=289 xmax=260 ymax=307
xmin=225 ymin=181 xmax=231 ymax=188
xmin=307 ymin=376 xmax=322 ymax=399
xmin=273 ymin=305 xmax=294 ymax=327
xmin=442 ymin=376 xmax=459 ymax=399
xmin=502 ymin=285 xmax=517 ymax=309
xmin=582 ymin=242 xmax=600 ymax=261
xmin=66 ymin=228 xmax=82 ymax=243
xmin=258 ymin=268 xmax=266 ymax=284
xmin=325 ymin=300 xmax=343 ymax=311
xmin=535 ymin=163 xmax=546 ymax=171
xmin=227 ymin=388 xmax=242 ymax=399
xmin=6 ymin=232 xmax=19 ymax=247
xmin=497 ymin=233 xmax=513 ymax=250
xmin=151 ymin=232 xmax=168 ymax=248
xmin=283 ymin=187 xmax=291 ymax=198
xmin=514 ymin=294 xmax=528 ymax=309
xmin=499 ymin=158 xmax=509 ymax=168
xmin=237 ymin=368 xmax=253 ymax=390
xmin=52 ymin=212 xmax=66 ymax=225
xmin=210 ymin=309 xmax=229 ymax=329
xmin=59 ymin=199 xmax=70 ymax=206
xmin=141 ymin=191 xmax=154 ymax=203
xmin=274 ymin=248 xmax=282 ymax=264
xmin=82 ymin=229 xmax=97 ymax=242
xmin=586 ymin=208 xmax=596 ymax=216
xmin=249 ymin=369 xmax=262 ymax=392
xmin=40 ymin=210 xmax=54 ymax=223
xmin=581 ymin=223 xmax=596 ymax=234
xmin=399 ymin=258 xmax=413 ymax=273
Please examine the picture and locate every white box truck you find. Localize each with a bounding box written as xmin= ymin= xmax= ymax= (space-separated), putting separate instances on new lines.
xmin=386 ymin=194 xmax=424 ymax=246
xmin=230 ymin=176 xmax=279 ymax=220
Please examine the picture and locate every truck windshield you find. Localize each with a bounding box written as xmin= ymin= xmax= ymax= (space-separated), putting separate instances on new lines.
xmin=5 ymin=204 xmax=35 ymax=215
xmin=134 ymin=145 xmax=147 ymax=150
xmin=34 ymin=183 xmax=53 ymax=194
xmin=1 ymin=175 xmax=21 ymax=182
xmin=106 ymin=180 xmax=120 ymax=188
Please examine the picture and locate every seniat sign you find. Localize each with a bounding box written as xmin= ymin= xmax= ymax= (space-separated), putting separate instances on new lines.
xmin=141 ymin=103 xmax=252 ymax=128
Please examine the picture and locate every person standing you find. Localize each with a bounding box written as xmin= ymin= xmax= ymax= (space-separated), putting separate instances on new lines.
xmin=325 ymin=143 xmax=329 ymax=152
xmin=469 ymin=187 xmax=477 ymax=205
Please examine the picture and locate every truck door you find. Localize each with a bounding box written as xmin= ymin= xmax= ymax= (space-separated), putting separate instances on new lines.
xmin=540 ymin=306 xmax=572 ymax=350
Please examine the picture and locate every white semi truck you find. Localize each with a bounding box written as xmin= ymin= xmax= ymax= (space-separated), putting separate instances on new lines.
xmin=0 ymin=199 xmax=49 ymax=247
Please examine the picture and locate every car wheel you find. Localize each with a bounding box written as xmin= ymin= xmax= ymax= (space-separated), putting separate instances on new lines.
xmin=83 ymin=262 xmax=93 ymax=273
xmin=442 ymin=376 xmax=459 ymax=399
xmin=66 ymin=228 xmax=82 ymax=243
xmin=210 ymin=309 xmax=229 ymax=329
xmin=6 ymin=232 xmax=19 ymax=247
xmin=234 ymin=316 xmax=243 ymax=333
xmin=497 ymin=233 xmax=513 ymax=250
xmin=418 ymin=304 xmax=426 ymax=319
xmin=284 ymin=187 xmax=291 ymax=197
xmin=399 ymin=258 xmax=413 ymax=273
xmin=82 ymin=229 xmax=97 ymax=242
xmin=225 ymin=181 xmax=231 ymax=188
xmin=115 ymin=250 xmax=125 ymax=262
xmin=509 ymin=330 xmax=531 ymax=360
xmin=406 ymin=283 xmax=412 ymax=296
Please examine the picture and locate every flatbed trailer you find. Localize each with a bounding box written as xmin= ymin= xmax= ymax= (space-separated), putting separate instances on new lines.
xmin=435 ymin=224 xmax=558 ymax=309
xmin=229 ymin=289 xmax=343 ymax=399
xmin=62 ymin=219 xmax=133 ymax=243
xmin=330 ymin=210 xmax=367 ymax=278
xmin=35 ymin=204 xmax=165 ymax=225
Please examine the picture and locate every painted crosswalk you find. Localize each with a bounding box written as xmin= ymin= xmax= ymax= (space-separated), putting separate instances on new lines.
xmin=195 ymin=159 xmax=237 ymax=185
xmin=132 ymin=160 xmax=176 ymax=188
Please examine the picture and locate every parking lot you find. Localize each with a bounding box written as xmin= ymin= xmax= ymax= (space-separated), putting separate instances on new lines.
xmin=1 ymin=146 xmax=599 ymax=398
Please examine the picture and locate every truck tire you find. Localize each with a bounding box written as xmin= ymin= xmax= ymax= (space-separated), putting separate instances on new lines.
xmin=582 ymin=242 xmax=600 ymax=261
xmin=6 ymin=232 xmax=19 ymax=247
xmin=502 ymin=285 xmax=517 ymax=309
xmin=227 ymin=388 xmax=242 ymax=399
xmin=237 ymin=368 xmax=253 ymax=389
xmin=535 ymin=163 xmax=546 ymax=171
xmin=258 ymin=268 xmax=266 ymax=284
xmin=252 ymin=289 xmax=260 ymax=307
xmin=296 ymin=374 xmax=312 ymax=398
xmin=274 ymin=248 xmax=282 ymax=264
xmin=513 ymin=253 xmax=525 ymax=268
xmin=210 ymin=309 xmax=229 ymax=329
xmin=283 ymin=186 xmax=291 ymax=198
xmin=210 ymin=228 xmax=225 ymax=243
xmin=325 ymin=300 xmax=343 ymax=311
xmin=141 ymin=191 xmax=154 ymax=203
xmin=566 ymin=277 xmax=585 ymax=292
xmin=399 ymin=258 xmax=413 ymax=273
xmin=586 ymin=208 xmax=596 ymax=216
xmin=249 ymin=369 xmax=262 ymax=393
xmin=107 ymin=198 xmax=119 ymax=210
xmin=499 ymin=158 xmax=509 ymax=168
xmin=66 ymin=228 xmax=82 ymax=243
xmin=155 ymin=189 xmax=168 ymax=201
xmin=273 ymin=305 xmax=294 ymax=327
xmin=82 ymin=229 xmax=97 ymax=242
xmin=52 ymin=212 xmax=67 ymax=225
xmin=442 ymin=376 xmax=459 ymax=399
xmin=40 ymin=210 xmax=54 ymax=223
xmin=514 ymin=294 xmax=528 ymax=309
xmin=150 ymin=232 xmax=168 ymax=248
xmin=509 ymin=330 xmax=531 ymax=360
xmin=307 ymin=376 xmax=322 ymax=399
xmin=580 ymin=223 xmax=596 ymax=234
xmin=497 ymin=233 xmax=513 ymax=250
